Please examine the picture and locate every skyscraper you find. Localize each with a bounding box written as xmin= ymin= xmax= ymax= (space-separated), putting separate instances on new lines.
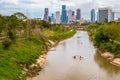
xmin=97 ymin=12 xmax=99 ymax=22
xmin=51 ymin=13 xmax=55 ymax=24
xmin=61 ymin=5 xmax=67 ymax=24
xmin=72 ymin=11 xmax=76 ymax=21
xmin=48 ymin=16 xmax=51 ymax=23
xmin=112 ymin=12 xmax=114 ymax=21
xmin=98 ymin=8 xmax=114 ymax=23
xmin=91 ymin=9 xmax=95 ymax=22
xmin=76 ymin=9 xmax=81 ymax=21
xmin=68 ymin=10 xmax=73 ymax=24
xmin=62 ymin=5 xmax=66 ymax=11
xmin=43 ymin=8 xmax=49 ymax=22
xmin=56 ymin=11 xmax=61 ymax=24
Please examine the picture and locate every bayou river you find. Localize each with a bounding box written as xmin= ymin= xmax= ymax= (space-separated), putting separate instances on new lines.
xmin=33 ymin=31 xmax=120 ymax=80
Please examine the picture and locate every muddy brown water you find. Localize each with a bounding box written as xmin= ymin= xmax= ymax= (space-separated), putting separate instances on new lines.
xmin=33 ymin=31 xmax=120 ymax=80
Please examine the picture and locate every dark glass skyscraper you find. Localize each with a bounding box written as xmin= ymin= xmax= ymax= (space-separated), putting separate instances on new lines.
xmin=62 ymin=5 xmax=66 ymax=11
xmin=48 ymin=16 xmax=51 ymax=23
xmin=76 ymin=9 xmax=81 ymax=20
xmin=43 ymin=8 xmax=49 ymax=22
xmin=72 ymin=11 xmax=75 ymax=16
xmin=91 ymin=9 xmax=95 ymax=22
xmin=61 ymin=5 xmax=67 ymax=24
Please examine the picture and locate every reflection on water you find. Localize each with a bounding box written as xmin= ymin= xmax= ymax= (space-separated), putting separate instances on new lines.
xmin=33 ymin=31 xmax=120 ymax=80
xmin=94 ymin=52 xmax=120 ymax=76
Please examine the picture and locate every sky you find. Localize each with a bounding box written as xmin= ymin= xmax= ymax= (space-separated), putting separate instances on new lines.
xmin=0 ymin=0 xmax=120 ymax=20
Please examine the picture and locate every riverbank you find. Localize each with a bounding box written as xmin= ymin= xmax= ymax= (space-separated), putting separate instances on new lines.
xmin=98 ymin=50 xmax=120 ymax=68
xmin=87 ymin=22 xmax=120 ymax=68
xmin=0 ymin=13 xmax=77 ymax=80
xmin=26 ymin=40 xmax=56 ymax=80
xmin=26 ymin=29 xmax=76 ymax=80
xmin=0 ymin=28 xmax=76 ymax=80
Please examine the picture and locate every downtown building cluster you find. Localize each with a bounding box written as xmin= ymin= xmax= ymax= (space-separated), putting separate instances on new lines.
xmin=43 ymin=5 xmax=81 ymax=24
xmin=91 ymin=8 xmax=115 ymax=23
xmin=43 ymin=5 xmax=115 ymax=24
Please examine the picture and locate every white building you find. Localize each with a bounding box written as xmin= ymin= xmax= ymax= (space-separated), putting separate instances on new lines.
xmin=55 ymin=11 xmax=61 ymax=24
xmin=98 ymin=8 xmax=114 ymax=23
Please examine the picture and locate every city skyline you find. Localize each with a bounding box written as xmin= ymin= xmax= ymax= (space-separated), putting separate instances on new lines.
xmin=44 ymin=5 xmax=82 ymax=24
xmin=43 ymin=6 xmax=117 ymax=24
xmin=0 ymin=0 xmax=120 ymax=19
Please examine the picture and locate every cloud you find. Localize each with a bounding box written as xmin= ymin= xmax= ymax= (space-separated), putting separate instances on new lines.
xmin=49 ymin=0 xmax=75 ymax=6
xmin=0 ymin=0 xmax=19 ymax=5
xmin=0 ymin=0 xmax=120 ymax=19
xmin=19 ymin=0 xmax=37 ymax=5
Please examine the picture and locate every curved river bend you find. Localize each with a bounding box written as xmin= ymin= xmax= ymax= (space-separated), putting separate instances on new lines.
xmin=33 ymin=31 xmax=120 ymax=80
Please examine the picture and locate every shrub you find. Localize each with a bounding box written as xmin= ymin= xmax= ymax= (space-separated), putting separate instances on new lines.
xmin=2 ymin=39 xmax=12 ymax=49
xmin=7 ymin=30 xmax=16 ymax=40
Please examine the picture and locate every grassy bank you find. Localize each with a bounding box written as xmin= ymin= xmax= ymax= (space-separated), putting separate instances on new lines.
xmin=0 ymin=13 xmax=76 ymax=80
xmin=0 ymin=28 xmax=76 ymax=80
xmin=46 ymin=30 xmax=76 ymax=41
xmin=87 ymin=21 xmax=120 ymax=56
xmin=0 ymin=38 xmax=44 ymax=80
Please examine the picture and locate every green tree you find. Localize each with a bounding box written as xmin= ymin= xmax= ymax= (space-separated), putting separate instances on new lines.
xmin=13 ymin=12 xmax=27 ymax=20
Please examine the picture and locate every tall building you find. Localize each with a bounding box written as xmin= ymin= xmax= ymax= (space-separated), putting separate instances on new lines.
xmin=48 ymin=16 xmax=51 ymax=23
xmin=112 ymin=12 xmax=114 ymax=21
xmin=98 ymin=8 xmax=114 ymax=23
xmin=97 ymin=12 xmax=99 ymax=22
xmin=91 ymin=9 xmax=95 ymax=22
xmin=43 ymin=8 xmax=49 ymax=22
xmin=68 ymin=10 xmax=73 ymax=24
xmin=56 ymin=11 xmax=61 ymax=24
xmin=51 ymin=13 xmax=55 ymax=24
xmin=62 ymin=5 xmax=66 ymax=11
xmin=61 ymin=5 xmax=67 ymax=24
xmin=76 ymin=9 xmax=81 ymax=21
xmin=72 ymin=11 xmax=76 ymax=21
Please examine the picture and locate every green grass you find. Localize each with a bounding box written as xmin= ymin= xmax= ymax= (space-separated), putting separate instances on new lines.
xmin=48 ymin=30 xmax=76 ymax=41
xmin=0 ymin=38 xmax=44 ymax=80
xmin=0 ymin=29 xmax=76 ymax=80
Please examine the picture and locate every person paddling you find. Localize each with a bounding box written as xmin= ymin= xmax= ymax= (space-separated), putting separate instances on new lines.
xmin=73 ymin=56 xmax=76 ymax=59
xmin=79 ymin=56 xmax=83 ymax=60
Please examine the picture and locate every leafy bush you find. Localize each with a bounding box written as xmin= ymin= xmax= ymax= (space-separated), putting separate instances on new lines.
xmin=94 ymin=31 xmax=109 ymax=46
xmin=2 ymin=39 xmax=12 ymax=49
xmin=88 ymin=21 xmax=120 ymax=55
xmin=7 ymin=30 xmax=16 ymax=40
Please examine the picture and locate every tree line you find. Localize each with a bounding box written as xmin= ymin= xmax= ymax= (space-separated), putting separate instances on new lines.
xmin=0 ymin=12 xmax=68 ymax=49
